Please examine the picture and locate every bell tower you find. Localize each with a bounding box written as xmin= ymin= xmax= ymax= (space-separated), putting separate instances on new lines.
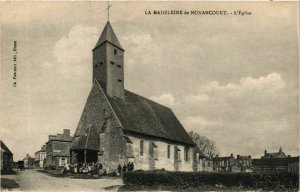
xmin=92 ymin=21 xmax=124 ymax=99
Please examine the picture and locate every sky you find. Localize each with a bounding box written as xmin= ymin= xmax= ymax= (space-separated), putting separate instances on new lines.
xmin=0 ymin=2 xmax=299 ymax=161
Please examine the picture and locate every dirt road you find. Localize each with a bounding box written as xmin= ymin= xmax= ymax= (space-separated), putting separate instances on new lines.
xmin=1 ymin=169 xmax=123 ymax=192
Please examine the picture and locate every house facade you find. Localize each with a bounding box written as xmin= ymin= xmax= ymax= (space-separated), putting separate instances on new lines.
xmin=23 ymin=154 xmax=35 ymax=169
xmin=0 ymin=140 xmax=13 ymax=174
xmin=194 ymin=149 xmax=213 ymax=172
xmin=45 ymin=129 xmax=72 ymax=167
xmin=212 ymin=154 xmax=236 ymax=172
xmin=70 ymin=21 xmax=196 ymax=172
xmin=35 ymin=145 xmax=46 ymax=168
xmin=52 ymin=146 xmax=70 ymax=168
xmin=233 ymin=155 xmax=252 ymax=172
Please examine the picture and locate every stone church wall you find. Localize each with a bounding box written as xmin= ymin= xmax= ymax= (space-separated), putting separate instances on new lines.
xmin=127 ymin=135 xmax=194 ymax=171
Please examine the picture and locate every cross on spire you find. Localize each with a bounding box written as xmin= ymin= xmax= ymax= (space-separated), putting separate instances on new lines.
xmin=106 ymin=1 xmax=112 ymax=21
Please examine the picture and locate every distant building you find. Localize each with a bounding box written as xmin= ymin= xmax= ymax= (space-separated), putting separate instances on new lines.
xmin=261 ymin=147 xmax=287 ymax=159
xmin=232 ymin=155 xmax=252 ymax=172
xmin=35 ymin=145 xmax=47 ymax=168
xmin=45 ymin=129 xmax=72 ymax=167
xmin=0 ymin=140 xmax=13 ymax=174
xmin=252 ymin=157 xmax=299 ymax=173
xmin=23 ymin=154 xmax=35 ymax=169
xmin=252 ymin=148 xmax=299 ymax=173
xmin=194 ymin=148 xmax=213 ymax=172
xmin=288 ymin=159 xmax=299 ymax=173
xmin=212 ymin=154 xmax=235 ymax=172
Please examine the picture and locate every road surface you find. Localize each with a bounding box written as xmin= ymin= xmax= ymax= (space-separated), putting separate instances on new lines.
xmin=1 ymin=169 xmax=123 ymax=192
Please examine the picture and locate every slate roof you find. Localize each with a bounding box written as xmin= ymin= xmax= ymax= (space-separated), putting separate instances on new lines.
xmin=0 ymin=140 xmax=13 ymax=155
xmin=71 ymin=125 xmax=99 ymax=151
xmin=104 ymin=84 xmax=195 ymax=146
xmin=94 ymin=21 xmax=123 ymax=50
xmin=53 ymin=146 xmax=71 ymax=157
xmin=252 ymin=157 xmax=299 ymax=167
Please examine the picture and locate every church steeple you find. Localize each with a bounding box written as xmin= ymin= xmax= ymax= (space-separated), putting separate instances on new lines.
xmin=94 ymin=21 xmax=123 ymax=50
xmin=92 ymin=21 xmax=125 ymax=99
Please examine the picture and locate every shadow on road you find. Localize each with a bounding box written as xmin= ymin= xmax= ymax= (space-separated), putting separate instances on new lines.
xmin=1 ymin=178 xmax=20 ymax=190
xmin=104 ymin=185 xmax=123 ymax=190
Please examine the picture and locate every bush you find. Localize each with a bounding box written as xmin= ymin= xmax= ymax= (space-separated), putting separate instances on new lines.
xmin=123 ymin=171 xmax=299 ymax=190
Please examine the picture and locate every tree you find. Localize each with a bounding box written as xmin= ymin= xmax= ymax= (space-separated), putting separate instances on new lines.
xmin=188 ymin=131 xmax=219 ymax=158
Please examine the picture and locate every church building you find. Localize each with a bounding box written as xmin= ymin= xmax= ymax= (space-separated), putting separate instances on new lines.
xmin=70 ymin=21 xmax=196 ymax=172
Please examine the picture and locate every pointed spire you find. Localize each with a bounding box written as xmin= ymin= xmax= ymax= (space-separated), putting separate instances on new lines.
xmin=94 ymin=21 xmax=123 ymax=50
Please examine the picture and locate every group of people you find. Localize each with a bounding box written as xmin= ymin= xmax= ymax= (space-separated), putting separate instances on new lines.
xmin=62 ymin=162 xmax=106 ymax=176
xmin=62 ymin=162 xmax=135 ymax=176
xmin=117 ymin=162 xmax=134 ymax=175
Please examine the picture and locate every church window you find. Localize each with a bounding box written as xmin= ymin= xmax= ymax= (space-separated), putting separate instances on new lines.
xmin=100 ymin=61 xmax=104 ymax=65
xmin=110 ymin=61 xmax=115 ymax=65
xmin=154 ymin=147 xmax=158 ymax=160
xmin=184 ymin=147 xmax=189 ymax=161
xmin=174 ymin=146 xmax=181 ymax=162
xmin=95 ymin=64 xmax=98 ymax=68
xmin=140 ymin=140 xmax=144 ymax=156
xmin=117 ymin=65 xmax=122 ymax=68
xmin=167 ymin=145 xmax=170 ymax=158
xmin=118 ymin=79 xmax=122 ymax=82
xmin=114 ymin=49 xmax=117 ymax=55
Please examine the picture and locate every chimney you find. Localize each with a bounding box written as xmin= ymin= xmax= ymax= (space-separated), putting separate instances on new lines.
xmin=231 ymin=153 xmax=233 ymax=157
xmin=248 ymin=155 xmax=251 ymax=159
xmin=216 ymin=155 xmax=218 ymax=158
xmin=288 ymin=155 xmax=291 ymax=158
xmin=63 ymin=129 xmax=70 ymax=137
xmin=49 ymin=135 xmax=56 ymax=140
xmin=237 ymin=155 xmax=240 ymax=159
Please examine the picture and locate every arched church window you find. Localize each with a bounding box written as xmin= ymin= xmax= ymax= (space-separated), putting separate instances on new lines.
xmin=114 ymin=49 xmax=117 ymax=55
xmin=140 ymin=140 xmax=144 ymax=156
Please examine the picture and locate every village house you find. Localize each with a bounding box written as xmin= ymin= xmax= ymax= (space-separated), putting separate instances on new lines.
xmin=45 ymin=129 xmax=72 ymax=167
xmin=52 ymin=146 xmax=71 ymax=168
xmin=23 ymin=154 xmax=35 ymax=169
xmin=35 ymin=145 xmax=47 ymax=168
xmin=261 ymin=147 xmax=286 ymax=159
xmin=252 ymin=148 xmax=299 ymax=173
xmin=212 ymin=154 xmax=236 ymax=172
xmin=232 ymin=155 xmax=252 ymax=172
xmin=0 ymin=140 xmax=13 ymax=174
xmin=194 ymin=149 xmax=213 ymax=172
xmin=70 ymin=21 xmax=196 ymax=172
